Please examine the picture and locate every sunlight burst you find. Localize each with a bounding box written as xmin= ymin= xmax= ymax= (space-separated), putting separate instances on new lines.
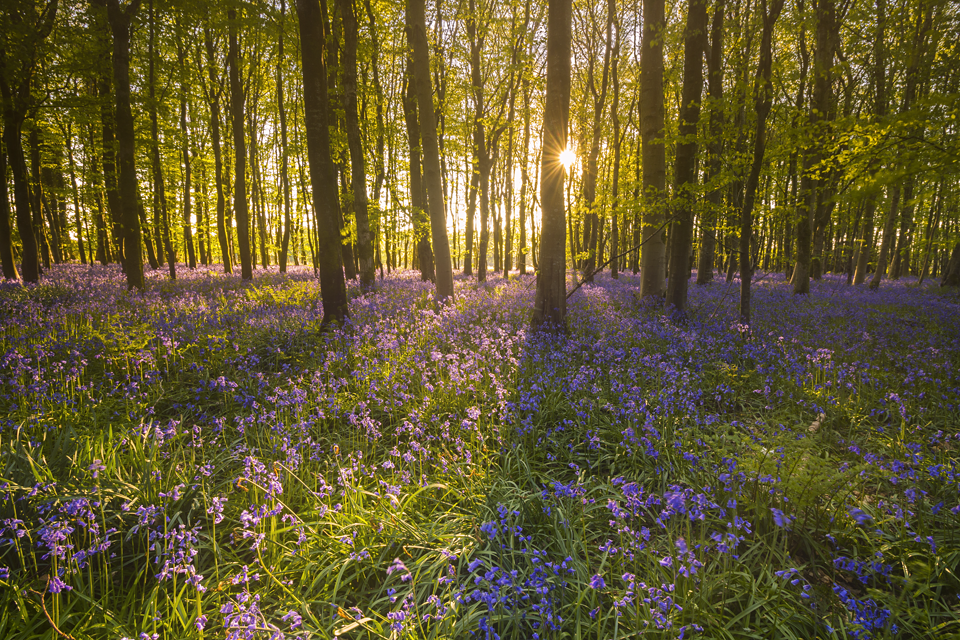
xmin=559 ymin=148 xmax=577 ymax=171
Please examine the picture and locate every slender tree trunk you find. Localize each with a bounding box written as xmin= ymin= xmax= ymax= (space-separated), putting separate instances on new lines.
xmin=204 ymin=28 xmax=231 ymax=273
xmin=149 ymin=0 xmax=175 ymax=279
xmin=64 ymin=125 xmax=86 ymax=265
xmin=464 ymin=148 xmax=477 ymax=275
xmin=666 ymin=0 xmax=707 ymax=316
xmin=518 ymin=76 xmax=531 ymax=275
xmin=610 ymin=16 xmax=621 ymax=280
xmin=408 ymin=0 xmax=454 ymax=300
xmin=739 ymin=0 xmax=784 ymax=323
xmin=177 ymin=34 xmax=196 ymax=269
xmin=917 ymin=179 xmax=942 ymax=286
xmin=296 ymin=0 xmax=349 ymax=321
xmin=696 ymin=0 xmax=726 ymax=285
xmin=870 ymin=187 xmax=900 ymax=289
xmin=582 ymin=0 xmax=616 ymax=281
xmin=532 ymin=0 xmax=572 ymax=328
xmin=277 ymin=0 xmax=293 ymax=273
xmin=228 ymin=8 xmax=253 ymax=280
xmin=639 ymin=0 xmax=666 ymax=298
xmin=402 ymin=60 xmax=434 ymax=282
xmin=339 ymin=0 xmax=374 ymax=289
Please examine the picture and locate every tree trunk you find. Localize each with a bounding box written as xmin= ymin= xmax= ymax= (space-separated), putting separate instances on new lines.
xmin=665 ymin=0 xmax=707 ymax=317
xmin=0 ymin=2 xmax=60 ymax=281
xmin=408 ymin=0 xmax=454 ymax=300
xmin=0 ymin=143 xmax=18 ymax=279
xmin=149 ymin=0 xmax=175 ymax=279
xmin=739 ymin=0 xmax=784 ymax=324
xmin=518 ymin=75 xmax=531 ymax=275
xmin=203 ymin=28 xmax=231 ymax=273
xmin=581 ymin=0 xmax=616 ymax=281
xmin=940 ymin=242 xmax=960 ymax=288
xmin=463 ymin=152 xmax=477 ymax=276
xmin=639 ymin=0 xmax=666 ymax=298
xmin=228 ymin=8 xmax=253 ymax=281
xmin=792 ymin=0 xmax=834 ymax=294
xmin=277 ymin=0 xmax=293 ymax=273
xmin=339 ymin=0 xmax=375 ymax=290
xmin=869 ymin=187 xmax=899 ymax=290
xmin=532 ymin=0 xmax=572 ymax=328
xmin=402 ymin=58 xmax=434 ymax=282
xmin=610 ymin=14 xmax=621 ymax=280
xmin=176 ymin=31 xmax=196 ymax=270
xmin=296 ymin=0 xmax=349 ymax=322
xmin=29 ymin=129 xmax=53 ymax=268
xmin=99 ymin=0 xmax=144 ymax=289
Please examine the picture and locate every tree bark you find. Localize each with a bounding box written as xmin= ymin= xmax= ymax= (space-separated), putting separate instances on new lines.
xmin=204 ymin=27 xmax=231 ymax=273
xmin=609 ymin=13 xmax=621 ymax=280
xmin=402 ymin=58 xmax=434 ymax=282
xmin=149 ymin=0 xmax=175 ymax=279
xmin=228 ymin=8 xmax=253 ymax=281
xmin=696 ymin=0 xmax=725 ymax=285
xmin=581 ymin=0 xmax=615 ymax=281
xmin=339 ymin=0 xmax=374 ymax=290
xmin=0 ymin=142 xmax=18 ymax=279
xmin=296 ymin=0 xmax=349 ymax=322
xmin=665 ymin=0 xmax=707 ymax=317
xmin=532 ymin=0 xmax=572 ymax=328
xmin=408 ymin=0 xmax=454 ymax=300
xmin=277 ymin=0 xmax=293 ymax=273
xmin=739 ymin=0 xmax=784 ymax=323
xmin=941 ymin=242 xmax=960 ymax=288
xmin=639 ymin=0 xmax=666 ymax=298
xmin=176 ymin=28 xmax=195 ymax=270
xmin=97 ymin=0 xmax=144 ymax=289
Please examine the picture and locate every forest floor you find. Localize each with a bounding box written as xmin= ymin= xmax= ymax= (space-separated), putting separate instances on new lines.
xmin=1 ymin=264 xmax=960 ymax=640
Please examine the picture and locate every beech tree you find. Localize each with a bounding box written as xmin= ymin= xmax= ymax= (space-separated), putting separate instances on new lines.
xmin=532 ymin=0 xmax=572 ymax=328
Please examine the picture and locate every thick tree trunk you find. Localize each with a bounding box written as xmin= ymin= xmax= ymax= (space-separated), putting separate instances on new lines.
xmin=29 ymin=129 xmax=53 ymax=268
xmin=296 ymin=0 xmax=349 ymax=322
xmin=941 ymin=242 xmax=960 ymax=288
xmin=532 ymin=0 xmax=572 ymax=328
xmin=0 ymin=144 xmax=18 ymax=279
xmin=639 ymin=0 xmax=666 ymax=298
xmin=665 ymin=0 xmax=707 ymax=317
xmin=99 ymin=0 xmax=144 ymax=289
xmin=408 ymin=0 xmax=454 ymax=300
xmin=792 ymin=0 xmax=834 ymax=294
xmin=228 ymin=8 xmax=253 ymax=281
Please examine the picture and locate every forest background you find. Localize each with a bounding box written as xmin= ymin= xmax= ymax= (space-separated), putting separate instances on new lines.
xmin=2 ymin=0 xmax=959 ymax=313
